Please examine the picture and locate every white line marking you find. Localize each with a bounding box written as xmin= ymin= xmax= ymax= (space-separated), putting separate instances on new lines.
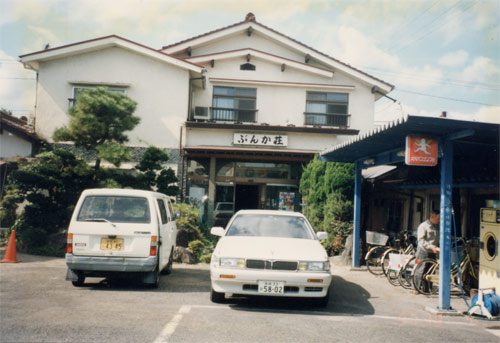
xmin=486 ymin=329 xmax=500 ymax=338
xmin=153 ymin=305 xmax=192 ymax=343
xmin=187 ymin=304 xmax=474 ymax=327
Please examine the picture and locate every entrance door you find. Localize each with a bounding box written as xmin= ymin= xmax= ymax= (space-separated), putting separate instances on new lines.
xmin=235 ymin=184 xmax=260 ymax=211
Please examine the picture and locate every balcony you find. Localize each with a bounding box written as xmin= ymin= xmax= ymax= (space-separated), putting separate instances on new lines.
xmin=304 ymin=113 xmax=350 ymax=128
xmin=194 ymin=107 xmax=258 ymax=123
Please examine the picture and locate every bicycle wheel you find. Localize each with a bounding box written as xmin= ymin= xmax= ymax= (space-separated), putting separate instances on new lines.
xmin=365 ymin=246 xmax=386 ymax=276
xmin=398 ymin=256 xmax=416 ymax=289
xmin=381 ymin=248 xmax=398 ymax=276
xmin=413 ymin=259 xmax=439 ymax=295
xmin=387 ymin=269 xmax=400 ymax=286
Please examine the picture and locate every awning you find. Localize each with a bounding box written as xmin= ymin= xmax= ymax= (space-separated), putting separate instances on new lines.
xmin=184 ymin=145 xmax=316 ymax=162
xmin=321 ymin=115 xmax=499 ymax=163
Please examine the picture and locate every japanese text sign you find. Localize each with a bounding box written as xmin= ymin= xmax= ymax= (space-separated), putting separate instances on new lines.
xmin=233 ymin=133 xmax=288 ymax=147
xmin=405 ymin=136 xmax=438 ymax=166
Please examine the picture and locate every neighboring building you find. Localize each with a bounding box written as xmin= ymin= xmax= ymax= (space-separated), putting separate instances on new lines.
xmin=19 ymin=13 xmax=394 ymax=223
xmin=0 ymin=110 xmax=40 ymax=159
xmin=0 ymin=110 xmax=41 ymax=200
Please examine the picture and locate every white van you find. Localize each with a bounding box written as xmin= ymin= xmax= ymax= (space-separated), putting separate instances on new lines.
xmin=65 ymin=188 xmax=178 ymax=288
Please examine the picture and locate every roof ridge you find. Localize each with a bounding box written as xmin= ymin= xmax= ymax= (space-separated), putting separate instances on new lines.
xmin=160 ymin=15 xmax=393 ymax=89
xmin=20 ymin=35 xmax=205 ymax=70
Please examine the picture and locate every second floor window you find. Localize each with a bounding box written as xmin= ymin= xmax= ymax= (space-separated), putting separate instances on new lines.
xmin=305 ymin=91 xmax=349 ymax=127
xmin=69 ymin=86 xmax=126 ymax=107
xmin=212 ymin=86 xmax=257 ymax=123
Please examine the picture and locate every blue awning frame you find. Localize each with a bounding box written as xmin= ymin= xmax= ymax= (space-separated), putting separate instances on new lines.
xmin=320 ymin=115 xmax=500 ymax=311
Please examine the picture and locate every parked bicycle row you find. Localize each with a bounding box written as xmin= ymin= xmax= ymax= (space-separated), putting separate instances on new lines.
xmin=364 ymin=230 xmax=478 ymax=295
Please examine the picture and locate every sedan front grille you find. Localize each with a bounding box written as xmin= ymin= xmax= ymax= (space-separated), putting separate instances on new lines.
xmin=246 ymin=259 xmax=298 ymax=271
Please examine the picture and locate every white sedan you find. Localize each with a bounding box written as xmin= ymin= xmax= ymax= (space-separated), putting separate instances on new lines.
xmin=210 ymin=210 xmax=332 ymax=306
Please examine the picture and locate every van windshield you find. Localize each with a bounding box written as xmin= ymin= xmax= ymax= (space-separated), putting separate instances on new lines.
xmin=77 ymin=196 xmax=151 ymax=223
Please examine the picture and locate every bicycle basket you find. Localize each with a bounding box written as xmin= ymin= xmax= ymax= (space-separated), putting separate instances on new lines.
xmin=366 ymin=231 xmax=389 ymax=246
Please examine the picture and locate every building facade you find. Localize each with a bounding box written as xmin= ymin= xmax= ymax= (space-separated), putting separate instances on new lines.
xmin=20 ymin=13 xmax=393 ymax=223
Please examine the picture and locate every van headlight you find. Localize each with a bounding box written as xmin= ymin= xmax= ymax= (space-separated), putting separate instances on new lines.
xmin=220 ymin=258 xmax=246 ymax=268
xmin=298 ymin=261 xmax=330 ymax=272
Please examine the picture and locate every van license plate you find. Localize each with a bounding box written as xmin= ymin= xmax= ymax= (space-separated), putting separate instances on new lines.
xmin=100 ymin=238 xmax=124 ymax=251
xmin=258 ymin=281 xmax=285 ymax=294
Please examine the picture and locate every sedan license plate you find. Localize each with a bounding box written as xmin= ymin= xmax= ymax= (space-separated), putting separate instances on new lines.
xmin=100 ymin=238 xmax=123 ymax=251
xmin=258 ymin=281 xmax=285 ymax=295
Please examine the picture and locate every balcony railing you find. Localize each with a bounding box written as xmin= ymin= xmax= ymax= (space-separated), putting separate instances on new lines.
xmin=304 ymin=113 xmax=350 ymax=127
xmin=211 ymin=107 xmax=258 ymax=123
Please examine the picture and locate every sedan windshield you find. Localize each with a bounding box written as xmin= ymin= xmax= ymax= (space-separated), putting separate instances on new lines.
xmin=225 ymin=214 xmax=314 ymax=239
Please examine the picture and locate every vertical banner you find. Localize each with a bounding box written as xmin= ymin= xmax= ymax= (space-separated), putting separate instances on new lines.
xmin=279 ymin=192 xmax=295 ymax=211
xmin=405 ymin=136 xmax=438 ymax=166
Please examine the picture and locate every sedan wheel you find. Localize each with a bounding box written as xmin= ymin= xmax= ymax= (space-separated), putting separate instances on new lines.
xmin=315 ymin=291 xmax=330 ymax=307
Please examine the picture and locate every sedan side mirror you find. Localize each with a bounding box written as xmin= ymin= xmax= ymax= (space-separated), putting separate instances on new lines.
xmin=316 ymin=231 xmax=328 ymax=241
xmin=210 ymin=226 xmax=225 ymax=237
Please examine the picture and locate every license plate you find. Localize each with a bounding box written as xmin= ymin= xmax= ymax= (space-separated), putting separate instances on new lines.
xmin=258 ymin=281 xmax=285 ymax=295
xmin=100 ymin=238 xmax=124 ymax=251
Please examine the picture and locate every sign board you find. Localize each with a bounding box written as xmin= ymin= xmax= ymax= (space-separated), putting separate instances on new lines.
xmin=405 ymin=136 xmax=438 ymax=166
xmin=233 ymin=133 xmax=288 ymax=147
xmin=279 ymin=192 xmax=295 ymax=211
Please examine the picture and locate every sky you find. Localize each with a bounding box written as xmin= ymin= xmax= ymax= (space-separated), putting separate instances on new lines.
xmin=0 ymin=0 xmax=499 ymax=125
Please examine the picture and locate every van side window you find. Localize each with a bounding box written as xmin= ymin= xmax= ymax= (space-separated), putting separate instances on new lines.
xmin=157 ymin=199 xmax=168 ymax=224
xmin=167 ymin=200 xmax=175 ymax=221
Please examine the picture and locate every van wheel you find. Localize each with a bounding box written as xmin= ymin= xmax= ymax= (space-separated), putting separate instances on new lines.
xmin=162 ymin=249 xmax=174 ymax=275
xmin=72 ymin=274 xmax=85 ymax=287
xmin=150 ymin=267 xmax=160 ymax=288
xmin=210 ymin=288 xmax=225 ymax=303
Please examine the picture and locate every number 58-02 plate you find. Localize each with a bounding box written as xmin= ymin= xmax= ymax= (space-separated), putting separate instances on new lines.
xmin=258 ymin=281 xmax=285 ymax=294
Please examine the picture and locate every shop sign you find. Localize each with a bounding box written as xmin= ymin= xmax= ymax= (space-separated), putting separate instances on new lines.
xmin=405 ymin=136 xmax=438 ymax=166
xmin=233 ymin=133 xmax=288 ymax=147
xmin=279 ymin=192 xmax=295 ymax=211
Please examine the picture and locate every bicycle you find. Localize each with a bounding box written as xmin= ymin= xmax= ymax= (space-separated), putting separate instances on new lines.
xmin=364 ymin=231 xmax=390 ymax=276
xmin=412 ymin=240 xmax=478 ymax=295
xmin=385 ymin=234 xmax=416 ymax=286
xmin=365 ymin=230 xmax=415 ymax=277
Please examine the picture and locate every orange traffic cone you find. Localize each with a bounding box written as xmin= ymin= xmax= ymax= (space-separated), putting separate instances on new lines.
xmin=1 ymin=230 xmax=20 ymax=263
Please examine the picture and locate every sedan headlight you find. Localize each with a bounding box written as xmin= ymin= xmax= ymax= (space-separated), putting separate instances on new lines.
xmin=219 ymin=258 xmax=246 ymax=268
xmin=298 ymin=261 xmax=330 ymax=272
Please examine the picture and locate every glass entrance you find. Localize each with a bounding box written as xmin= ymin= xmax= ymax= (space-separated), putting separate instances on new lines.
xmin=235 ymin=184 xmax=260 ymax=211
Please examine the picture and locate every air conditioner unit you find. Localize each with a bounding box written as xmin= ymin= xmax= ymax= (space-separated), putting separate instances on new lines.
xmin=193 ymin=106 xmax=209 ymax=120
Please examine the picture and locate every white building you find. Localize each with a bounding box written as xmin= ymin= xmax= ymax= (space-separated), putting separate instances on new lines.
xmin=20 ymin=13 xmax=393 ymax=223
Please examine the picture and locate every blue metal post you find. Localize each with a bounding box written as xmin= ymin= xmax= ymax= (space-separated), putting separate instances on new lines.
xmin=352 ymin=161 xmax=362 ymax=268
xmin=439 ymin=139 xmax=453 ymax=310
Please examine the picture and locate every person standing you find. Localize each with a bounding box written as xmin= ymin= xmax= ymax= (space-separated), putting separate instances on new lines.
xmin=415 ymin=209 xmax=440 ymax=261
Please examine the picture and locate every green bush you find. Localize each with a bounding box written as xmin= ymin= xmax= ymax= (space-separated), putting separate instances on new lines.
xmin=1 ymin=149 xmax=94 ymax=254
xmin=173 ymin=203 xmax=203 ymax=247
xmin=300 ymin=155 xmax=354 ymax=256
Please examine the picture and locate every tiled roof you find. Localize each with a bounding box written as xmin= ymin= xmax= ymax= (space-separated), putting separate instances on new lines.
xmin=0 ymin=110 xmax=39 ymax=141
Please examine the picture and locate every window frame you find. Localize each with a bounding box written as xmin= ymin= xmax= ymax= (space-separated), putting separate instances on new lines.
xmin=69 ymin=85 xmax=127 ymax=107
xmin=304 ymin=91 xmax=350 ymax=127
xmin=211 ymin=86 xmax=258 ymax=123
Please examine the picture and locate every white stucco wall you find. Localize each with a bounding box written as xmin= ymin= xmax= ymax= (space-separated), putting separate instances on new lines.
xmin=188 ymin=32 xmax=306 ymax=62
xmin=36 ymin=46 xmax=191 ymax=148
xmin=189 ymin=55 xmax=375 ymax=150
xmin=0 ymin=131 xmax=32 ymax=158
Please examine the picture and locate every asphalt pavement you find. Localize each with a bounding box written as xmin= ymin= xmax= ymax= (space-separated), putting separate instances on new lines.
xmin=1 ymin=250 xmax=499 ymax=342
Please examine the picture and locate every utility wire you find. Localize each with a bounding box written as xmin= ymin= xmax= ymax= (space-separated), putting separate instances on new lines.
xmin=387 ymin=0 xmax=440 ymax=43
xmin=390 ymin=1 xmax=477 ymax=55
xmin=360 ymin=66 xmax=500 ymax=91
xmin=396 ymin=89 xmax=497 ymax=106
